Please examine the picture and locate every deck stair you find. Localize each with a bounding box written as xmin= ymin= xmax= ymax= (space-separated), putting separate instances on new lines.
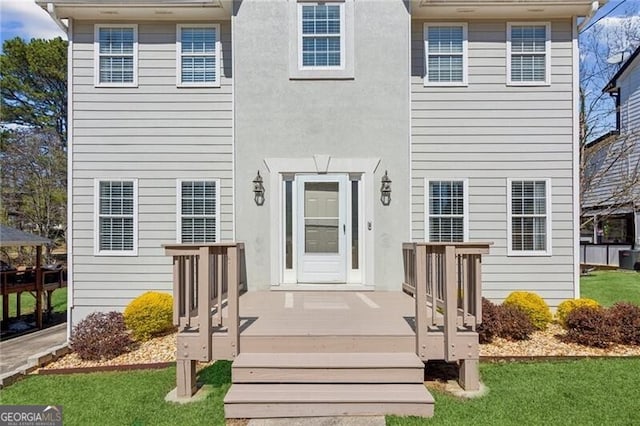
xmin=224 ymin=351 xmax=434 ymax=418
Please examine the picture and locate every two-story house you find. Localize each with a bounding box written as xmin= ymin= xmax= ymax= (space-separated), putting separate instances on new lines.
xmin=40 ymin=0 xmax=600 ymax=418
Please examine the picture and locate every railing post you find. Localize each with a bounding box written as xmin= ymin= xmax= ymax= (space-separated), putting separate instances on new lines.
xmin=443 ymin=245 xmax=457 ymax=362
xmin=198 ymin=246 xmax=212 ymax=361
xmin=228 ymin=245 xmax=240 ymax=357
xmin=415 ymin=244 xmax=428 ymax=360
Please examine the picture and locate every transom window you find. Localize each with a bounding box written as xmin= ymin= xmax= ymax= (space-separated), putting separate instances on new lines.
xmin=96 ymin=180 xmax=137 ymax=255
xmin=299 ymin=3 xmax=344 ymax=68
xmin=177 ymin=25 xmax=220 ymax=86
xmin=95 ymin=25 xmax=137 ymax=86
xmin=424 ymin=23 xmax=468 ymax=85
xmin=426 ymin=180 xmax=468 ymax=242
xmin=507 ymin=23 xmax=550 ymax=85
xmin=178 ymin=181 xmax=218 ymax=243
xmin=508 ymin=179 xmax=551 ymax=255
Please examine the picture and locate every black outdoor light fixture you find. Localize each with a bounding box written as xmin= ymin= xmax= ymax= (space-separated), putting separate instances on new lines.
xmin=253 ymin=171 xmax=265 ymax=206
xmin=380 ymin=170 xmax=392 ymax=206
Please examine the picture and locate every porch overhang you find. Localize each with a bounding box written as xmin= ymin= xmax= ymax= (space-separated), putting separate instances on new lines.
xmin=411 ymin=0 xmax=603 ymax=19
xmin=36 ymin=0 xmax=233 ymax=21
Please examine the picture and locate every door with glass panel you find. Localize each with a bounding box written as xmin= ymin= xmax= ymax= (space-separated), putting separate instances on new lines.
xmin=296 ymin=175 xmax=348 ymax=283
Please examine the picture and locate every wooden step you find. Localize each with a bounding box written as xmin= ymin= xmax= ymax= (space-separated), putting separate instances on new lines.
xmin=232 ymin=352 xmax=425 ymax=384
xmin=238 ymin=335 xmax=415 ymax=353
xmin=224 ymin=383 xmax=434 ymax=418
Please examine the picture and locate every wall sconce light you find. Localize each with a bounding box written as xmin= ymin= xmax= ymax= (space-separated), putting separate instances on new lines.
xmin=380 ymin=170 xmax=391 ymax=206
xmin=253 ymin=171 xmax=265 ymax=206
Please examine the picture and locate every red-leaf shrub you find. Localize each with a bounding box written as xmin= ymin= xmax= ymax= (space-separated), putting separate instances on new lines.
xmin=607 ymin=302 xmax=640 ymax=346
xmin=478 ymin=298 xmax=502 ymax=343
xmin=70 ymin=311 xmax=134 ymax=360
xmin=498 ymin=304 xmax=536 ymax=341
xmin=564 ymin=306 xmax=612 ymax=348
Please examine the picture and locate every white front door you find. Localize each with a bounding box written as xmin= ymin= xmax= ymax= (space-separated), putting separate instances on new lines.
xmin=296 ymin=174 xmax=348 ymax=283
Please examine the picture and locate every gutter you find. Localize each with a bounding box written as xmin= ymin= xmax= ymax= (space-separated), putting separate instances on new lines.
xmin=46 ymin=3 xmax=69 ymax=33
xmin=577 ymin=1 xmax=600 ymax=32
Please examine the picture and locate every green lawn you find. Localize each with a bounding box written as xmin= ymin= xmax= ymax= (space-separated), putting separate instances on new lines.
xmin=0 ymin=288 xmax=67 ymax=319
xmin=1 ymin=359 xmax=639 ymax=425
xmin=580 ymin=270 xmax=640 ymax=306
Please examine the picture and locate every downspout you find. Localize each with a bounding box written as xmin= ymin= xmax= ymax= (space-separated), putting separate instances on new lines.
xmin=47 ymin=3 xmax=68 ymax=33
xmin=577 ymin=1 xmax=601 ymax=32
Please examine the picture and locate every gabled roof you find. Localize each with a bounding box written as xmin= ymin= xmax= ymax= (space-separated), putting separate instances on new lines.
xmin=0 ymin=225 xmax=52 ymax=248
xmin=604 ymin=45 xmax=640 ymax=93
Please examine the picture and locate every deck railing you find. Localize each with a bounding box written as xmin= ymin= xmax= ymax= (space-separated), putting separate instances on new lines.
xmin=164 ymin=243 xmax=245 ymax=398
xmin=403 ymin=242 xmax=491 ymax=390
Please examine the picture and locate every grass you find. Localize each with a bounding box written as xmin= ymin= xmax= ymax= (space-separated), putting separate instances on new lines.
xmin=0 ymin=288 xmax=67 ymax=319
xmin=1 ymin=359 xmax=640 ymax=425
xmin=581 ymin=270 xmax=640 ymax=306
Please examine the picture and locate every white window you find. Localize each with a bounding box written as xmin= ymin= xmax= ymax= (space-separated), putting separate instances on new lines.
xmin=507 ymin=23 xmax=550 ymax=85
xmin=95 ymin=180 xmax=138 ymax=256
xmin=177 ymin=24 xmax=220 ymax=87
xmin=94 ymin=25 xmax=137 ymax=87
xmin=299 ymin=2 xmax=345 ymax=69
xmin=424 ymin=23 xmax=468 ymax=86
xmin=507 ymin=179 xmax=552 ymax=256
xmin=177 ymin=180 xmax=219 ymax=243
xmin=425 ymin=180 xmax=469 ymax=242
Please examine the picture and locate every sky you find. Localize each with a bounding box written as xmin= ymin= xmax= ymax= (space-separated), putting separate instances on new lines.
xmin=0 ymin=0 xmax=637 ymax=45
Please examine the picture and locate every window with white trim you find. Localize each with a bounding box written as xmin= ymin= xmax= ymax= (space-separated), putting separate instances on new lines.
xmin=96 ymin=180 xmax=137 ymax=255
xmin=508 ymin=179 xmax=551 ymax=255
xmin=95 ymin=25 xmax=137 ymax=86
xmin=178 ymin=181 xmax=218 ymax=243
xmin=507 ymin=23 xmax=550 ymax=85
xmin=177 ymin=24 xmax=220 ymax=86
xmin=424 ymin=23 xmax=467 ymax=85
xmin=426 ymin=180 xmax=467 ymax=242
xmin=299 ymin=3 xmax=344 ymax=68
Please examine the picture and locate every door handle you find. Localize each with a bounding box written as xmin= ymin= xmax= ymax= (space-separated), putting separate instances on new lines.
xmin=343 ymin=224 xmax=346 ymax=234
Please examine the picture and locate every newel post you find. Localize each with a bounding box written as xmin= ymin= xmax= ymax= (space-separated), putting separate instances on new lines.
xmin=414 ymin=244 xmax=428 ymax=359
xmin=443 ymin=245 xmax=457 ymax=362
xmin=227 ymin=245 xmax=240 ymax=357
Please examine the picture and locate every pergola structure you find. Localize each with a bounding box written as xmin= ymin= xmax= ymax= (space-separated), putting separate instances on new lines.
xmin=0 ymin=225 xmax=67 ymax=330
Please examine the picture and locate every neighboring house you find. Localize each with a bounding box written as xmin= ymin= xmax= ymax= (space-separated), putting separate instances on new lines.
xmin=582 ymin=46 xmax=640 ymax=248
xmin=35 ymin=0 xmax=597 ymax=323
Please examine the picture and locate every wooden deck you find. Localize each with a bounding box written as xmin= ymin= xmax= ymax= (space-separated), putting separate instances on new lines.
xmin=164 ymin=242 xmax=491 ymax=419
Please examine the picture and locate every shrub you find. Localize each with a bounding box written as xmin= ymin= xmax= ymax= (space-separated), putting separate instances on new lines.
xmin=607 ymin=302 xmax=640 ymax=346
xmin=497 ymin=304 xmax=535 ymax=341
xmin=556 ymin=298 xmax=600 ymax=328
xmin=124 ymin=291 xmax=174 ymax=341
xmin=503 ymin=291 xmax=552 ymax=330
xmin=478 ymin=298 xmax=502 ymax=344
xmin=70 ymin=311 xmax=133 ymax=361
xmin=478 ymin=298 xmax=535 ymax=343
xmin=564 ymin=306 xmax=612 ymax=348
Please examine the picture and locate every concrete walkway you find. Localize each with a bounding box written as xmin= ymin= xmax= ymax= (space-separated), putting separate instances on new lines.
xmin=0 ymin=323 xmax=67 ymax=375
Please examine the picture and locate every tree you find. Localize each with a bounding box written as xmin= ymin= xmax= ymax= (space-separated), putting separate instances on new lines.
xmin=579 ymin=9 xmax=640 ymax=229
xmin=1 ymin=37 xmax=67 ymax=144
xmin=0 ymin=129 xmax=67 ymax=259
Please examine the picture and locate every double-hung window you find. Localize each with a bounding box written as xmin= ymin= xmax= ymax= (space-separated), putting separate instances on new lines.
xmin=95 ymin=180 xmax=137 ymax=255
xmin=508 ymin=179 xmax=552 ymax=255
xmin=299 ymin=3 xmax=345 ymax=69
xmin=95 ymin=25 xmax=137 ymax=86
xmin=507 ymin=23 xmax=550 ymax=85
xmin=177 ymin=24 xmax=220 ymax=87
xmin=424 ymin=23 xmax=468 ymax=86
xmin=426 ymin=180 xmax=468 ymax=242
xmin=177 ymin=180 xmax=219 ymax=243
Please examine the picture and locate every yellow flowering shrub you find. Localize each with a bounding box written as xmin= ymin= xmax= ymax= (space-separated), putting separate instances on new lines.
xmin=556 ymin=298 xmax=600 ymax=328
xmin=124 ymin=291 xmax=174 ymax=341
xmin=503 ymin=291 xmax=552 ymax=330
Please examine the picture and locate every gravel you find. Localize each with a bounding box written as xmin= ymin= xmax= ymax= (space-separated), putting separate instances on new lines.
xmin=41 ymin=325 xmax=640 ymax=371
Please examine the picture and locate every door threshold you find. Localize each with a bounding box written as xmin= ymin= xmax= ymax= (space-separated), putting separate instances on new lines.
xmin=270 ymin=283 xmax=374 ymax=291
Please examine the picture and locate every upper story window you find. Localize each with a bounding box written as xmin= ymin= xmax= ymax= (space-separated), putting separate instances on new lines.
xmin=95 ymin=25 xmax=138 ymax=87
xmin=95 ymin=179 xmax=138 ymax=256
xmin=299 ymin=3 xmax=345 ymax=69
xmin=507 ymin=179 xmax=552 ymax=256
xmin=424 ymin=23 xmax=468 ymax=86
xmin=177 ymin=180 xmax=219 ymax=243
xmin=426 ymin=180 xmax=468 ymax=242
xmin=507 ymin=23 xmax=550 ymax=86
xmin=177 ymin=24 xmax=220 ymax=87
